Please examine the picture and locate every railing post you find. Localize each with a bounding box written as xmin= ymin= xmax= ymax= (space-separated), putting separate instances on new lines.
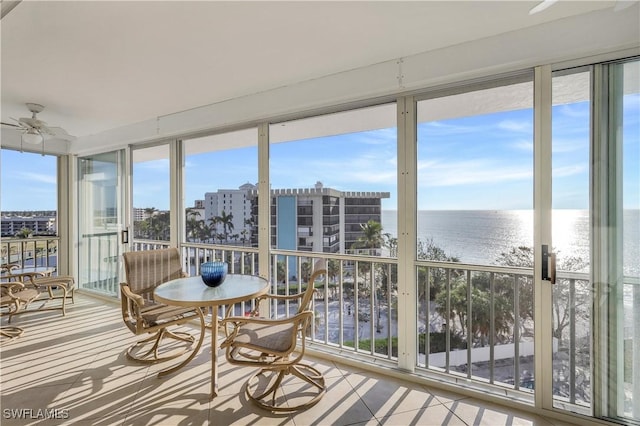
xmin=490 ymin=272 xmax=495 ymax=384
xmin=514 ymin=274 xmax=521 ymax=391
xmin=569 ymin=278 xmax=576 ymax=404
xmin=467 ymin=269 xmax=472 ymax=379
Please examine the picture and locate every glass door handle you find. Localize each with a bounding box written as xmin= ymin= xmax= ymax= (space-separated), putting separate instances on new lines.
xmin=542 ymin=245 xmax=556 ymax=284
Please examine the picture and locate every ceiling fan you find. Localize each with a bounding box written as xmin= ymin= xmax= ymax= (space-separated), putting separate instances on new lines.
xmin=529 ymin=0 xmax=637 ymax=15
xmin=1 ymin=103 xmax=76 ymax=150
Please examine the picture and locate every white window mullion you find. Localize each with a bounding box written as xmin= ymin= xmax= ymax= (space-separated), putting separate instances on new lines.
xmin=533 ymin=64 xmax=554 ymax=411
xmin=169 ymin=139 xmax=184 ymax=248
xmin=57 ymin=154 xmax=72 ymax=276
xmin=258 ymin=122 xmax=270 ymax=281
xmin=397 ymin=96 xmax=417 ymax=371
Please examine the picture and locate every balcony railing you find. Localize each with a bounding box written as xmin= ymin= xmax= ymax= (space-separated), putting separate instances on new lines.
xmin=70 ymin=238 xmax=637 ymax=411
xmin=80 ymin=231 xmax=119 ymax=295
xmin=0 ymin=236 xmax=60 ymax=270
xmin=414 ymin=260 xmax=593 ymax=411
xmin=269 ymin=249 xmax=398 ymax=361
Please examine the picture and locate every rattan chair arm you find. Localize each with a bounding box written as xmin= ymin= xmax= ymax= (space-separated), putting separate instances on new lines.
xmin=0 ymin=263 xmax=20 ymax=273
xmin=259 ymin=292 xmax=306 ymax=302
xmin=221 ymin=311 xmax=312 ymax=328
xmin=121 ymin=284 xmax=145 ymax=308
xmin=0 ymin=281 xmax=26 ymax=296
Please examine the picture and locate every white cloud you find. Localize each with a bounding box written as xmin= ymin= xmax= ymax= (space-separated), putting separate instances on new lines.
xmin=17 ymin=172 xmax=56 ymax=185
xmin=421 ymin=121 xmax=478 ymax=135
xmin=355 ymin=128 xmax=396 ymax=145
xmin=553 ymin=164 xmax=587 ymax=177
xmin=497 ymin=120 xmax=531 ymax=132
xmin=271 ymin=148 xmax=398 ymax=189
xmin=136 ymin=159 xmax=170 ymax=171
xmin=557 ymin=103 xmax=590 ymax=119
xmin=510 ymin=139 xmax=533 ymax=152
xmin=552 ymin=137 xmax=587 ymax=153
xmin=418 ymin=158 xmax=532 ymax=187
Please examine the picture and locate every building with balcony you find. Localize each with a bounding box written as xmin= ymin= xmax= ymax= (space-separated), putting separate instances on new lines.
xmin=203 ymin=183 xmax=256 ymax=244
xmin=1 ymin=2 xmax=638 ymax=425
xmin=254 ymin=181 xmax=389 ymax=253
xmin=0 ymin=214 xmax=56 ymax=237
xmin=195 ymin=182 xmax=389 ymax=253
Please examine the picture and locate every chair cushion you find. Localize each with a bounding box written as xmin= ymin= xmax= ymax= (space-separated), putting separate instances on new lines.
xmin=140 ymin=303 xmax=198 ymax=326
xmin=1 ymin=288 xmax=40 ymax=307
xmin=234 ymin=322 xmax=297 ymax=353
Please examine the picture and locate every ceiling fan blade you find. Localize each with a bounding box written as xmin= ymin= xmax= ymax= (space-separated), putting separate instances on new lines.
xmin=1 ymin=121 xmax=21 ymax=128
xmin=8 ymin=104 xmax=76 ymax=142
xmin=19 ymin=117 xmax=46 ymax=128
xmin=45 ymin=126 xmax=77 ymax=141
xmin=529 ymin=0 xmax=558 ymax=15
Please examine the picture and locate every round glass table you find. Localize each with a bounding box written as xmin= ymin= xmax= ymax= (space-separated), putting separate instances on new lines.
xmin=154 ymin=274 xmax=269 ymax=398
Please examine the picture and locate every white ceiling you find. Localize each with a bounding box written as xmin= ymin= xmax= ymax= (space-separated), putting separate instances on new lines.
xmin=0 ymin=0 xmax=632 ymax=143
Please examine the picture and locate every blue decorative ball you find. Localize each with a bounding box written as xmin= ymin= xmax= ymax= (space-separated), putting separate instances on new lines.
xmin=201 ymin=261 xmax=227 ymax=287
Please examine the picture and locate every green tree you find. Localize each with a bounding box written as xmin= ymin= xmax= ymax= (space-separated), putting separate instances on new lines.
xmin=198 ymin=222 xmax=211 ymax=243
xmin=143 ymin=207 xmax=157 ymax=237
xmin=217 ymin=210 xmax=234 ymax=243
xmin=495 ymin=246 xmax=589 ymax=341
xmin=353 ymin=220 xmax=383 ymax=255
xmin=15 ymin=227 xmax=32 ymax=239
xmin=436 ymin=272 xmax=514 ymax=347
xmin=417 ymin=238 xmax=461 ymax=302
xmin=353 ymin=220 xmax=384 ymax=332
xmin=153 ymin=211 xmax=170 ymax=241
xmin=185 ymin=208 xmax=201 ymax=242
xmin=208 ymin=216 xmax=220 ymax=242
xmin=383 ymin=232 xmax=398 ymax=258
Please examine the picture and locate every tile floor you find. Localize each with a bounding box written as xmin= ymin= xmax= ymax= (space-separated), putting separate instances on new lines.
xmin=1 ymin=293 xmax=575 ymax=425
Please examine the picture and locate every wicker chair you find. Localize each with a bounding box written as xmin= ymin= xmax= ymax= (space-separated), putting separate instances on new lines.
xmin=1 ymin=282 xmax=41 ymax=338
xmin=121 ymin=248 xmax=204 ymax=369
xmin=220 ymin=260 xmax=327 ymax=412
xmin=1 ymin=264 xmax=75 ymax=317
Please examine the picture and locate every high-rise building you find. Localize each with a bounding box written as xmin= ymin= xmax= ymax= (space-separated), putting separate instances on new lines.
xmin=203 ymin=183 xmax=256 ymax=244
xmin=247 ymin=181 xmax=389 ymax=253
xmin=0 ymin=214 xmax=57 ymax=236
xmin=196 ymin=182 xmax=389 ymax=252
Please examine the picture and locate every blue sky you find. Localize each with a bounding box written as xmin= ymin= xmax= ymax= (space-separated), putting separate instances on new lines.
xmin=0 ymin=150 xmax=57 ymax=211
xmin=2 ymin=94 xmax=639 ymax=212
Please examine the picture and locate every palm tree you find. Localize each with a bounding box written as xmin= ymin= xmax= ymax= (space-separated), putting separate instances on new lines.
xmin=198 ymin=223 xmax=211 ymax=243
xmin=354 ymin=220 xmax=383 ymax=255
xmin=208 ymin=216 xmax=220 ymax=242
xmin=353 ymin=220 xmax=384 ymax=332
xmin=143 ymin=207 xmax=158 ymax=239
xmin=383 ymin=232 xmax=398 ymax=257
xmin=154 ymin=211 xmax=170 ymax=241
xmin=185 ymin=208 xmax=201 ymax=242
xmin=16 ymin=227 xmax=32 ymax=239
xmin=218 ymin=210 xmax=234 ymax=243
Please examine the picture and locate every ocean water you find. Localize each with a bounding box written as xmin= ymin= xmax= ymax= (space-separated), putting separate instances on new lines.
xmin=381 ymin=209 xmax=639 ymax=276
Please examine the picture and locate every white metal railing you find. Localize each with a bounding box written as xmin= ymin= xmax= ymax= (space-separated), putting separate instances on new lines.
xmin=269 ymin=249 xmax=398 ymax=360
xmin=414 ymin=259 xmax=594 ymax=409
xmin=80 ymin=231 xmax=119 ymax=295
xmin=0 ymin=236 xmax=60 ymax=270
xmin=94 ymin=239 xmax=637 ymax=408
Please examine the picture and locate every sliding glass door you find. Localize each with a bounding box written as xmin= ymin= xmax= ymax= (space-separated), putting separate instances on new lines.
xmin=549 ymin=67 xmax=592 ymax=415
xmin=411 ymin=58 xmax=639 ymax=424
xmin=415 ymin=75 xmax=536 ymax=398
xmin=77 ymin=151 xmax=126 ymax=296
xmin=593 ymin=58 xmax=640 ymax=424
